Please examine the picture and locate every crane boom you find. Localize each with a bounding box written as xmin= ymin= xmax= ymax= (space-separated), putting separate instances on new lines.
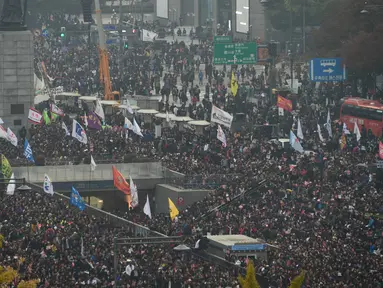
xmin=94 ymin=0 xmax=114 ymax=100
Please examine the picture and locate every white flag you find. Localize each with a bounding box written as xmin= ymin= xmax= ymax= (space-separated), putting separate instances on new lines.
xmin=94 ymin=100 xmax=105 ymax=120
xmin=126 ymin=99 xmax=134 ymax=114
xmin=133 ymin=119 xmax=143 ymax=137
xmin=211 ymin=105 xmax=233 ymax=128
xmin=143 ymin=194 xmax=152 ymax=219
xmin=343 ymin=123 xmax=350 ymax=135
xmin=317 ymin=124 xmax=324 ymax=142
xmin=289 ymin=131 xmax=304 ymax=153
xmin=142 ymin=29 xmax=158 ymax=42
xmin=129 ymin=176 xmax=139 ymax=208
xmin=90 ymin=155 xmax=97 ymax=171
xmin=124 ymin=117 xmax=134 ymax=130
xmin=72 ymin=119 xmax=88 ymax=144
xmin=0 ymin=118 xmax=4 ymax=124
xmin=43 ymin=174 xmax=54 ymax=195
xmin=297 ymin=118 xmax=304 ymax=140
xmin=6 ymin=173 xmax=16 ymax=195
xmin=354 ymin=122 xmax=361 ymax=141
xmin=0 ymin=125 xmax=8 ymax=140
xmin=217 ymin=125 xmax=227 ymax=147
xmin=62 ymin=122 xmax=70 ymax=136
xmin=50 ymin=103 xmax=64 ymax=116
xmin=166 ymin=111 xmax=170 ymax=123
xmin=7 ymin=128 xmax=18 ymax=146
xmin=83 ymin=112 xmax=88 ymax=127
xmin=324 ymin=110 xmax=332 ymax=138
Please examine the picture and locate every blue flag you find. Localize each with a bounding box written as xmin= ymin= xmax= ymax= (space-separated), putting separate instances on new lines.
xmin=24 ymin=139 xmax=35 ymax=163
xmin=70 ymin=187 xmax=85 ymax=211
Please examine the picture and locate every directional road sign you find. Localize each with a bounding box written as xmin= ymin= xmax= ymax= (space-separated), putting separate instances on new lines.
xmin=214 ymin=36 xmax=232 ymax=43
xmin=213 ymin=42 xmax=257 ymax=65
xmin=42 ymin=29 xmax=49 ymax=37
xmin=309 ymin=58 xmax=347 ymax=82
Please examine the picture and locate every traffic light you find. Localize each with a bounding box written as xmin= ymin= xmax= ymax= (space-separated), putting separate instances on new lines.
xmin=124 ymin=42 xmax=128 ymax=49
xmin=81 ymin=0 xmax=93 ymax=23
xmin=268 ymin=42 xmax=278 ymax=57
xmin=60 ymin=27 xmax=66 ymax=39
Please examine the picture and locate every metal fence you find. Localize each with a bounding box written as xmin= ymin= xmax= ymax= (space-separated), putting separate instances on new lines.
xmin=13 ymin=162 xmax=164 ymax=182
xmin=163 ymin=173 xmax=244 ymax=190
xmin=8 ymin=155 xmax=159 ymax=167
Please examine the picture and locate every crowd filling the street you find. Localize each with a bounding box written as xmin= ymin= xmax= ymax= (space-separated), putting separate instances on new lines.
xmin=0 ymin=4 xmax=383 ymax=288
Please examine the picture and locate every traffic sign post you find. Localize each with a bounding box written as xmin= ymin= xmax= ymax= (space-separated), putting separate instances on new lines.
xmin=214 ymin=36 xmax=232 ymax=43
xmin=213 ymin=42 xmax=257 ymax=65
xmin=309 ymin=58 xmax=347 ymax=82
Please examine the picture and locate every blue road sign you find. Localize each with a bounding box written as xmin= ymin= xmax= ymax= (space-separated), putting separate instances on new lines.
xmin=42 ymin=29 xmax=49 ymax=37
xmin=106 ymin=39 xmax=118 ymax=45
xmin=309 ymin=58 xmax=347 ymax=82
xmin=103 ymin=24 xmax=116 ymax=31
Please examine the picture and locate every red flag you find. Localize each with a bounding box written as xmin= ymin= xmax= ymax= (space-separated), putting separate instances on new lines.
xmin=277 ymin=95 xmax=293 ymax=112
xmin=379 ymin=142 xmax=383 ymax=159
xmin=112 ymin=166 xmax=130 ymax=195
xmin=112 ymin=166 xmax=132 ymax=207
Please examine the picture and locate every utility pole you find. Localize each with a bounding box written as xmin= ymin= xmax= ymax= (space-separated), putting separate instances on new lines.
xmin=289 ymin=8 xmax=294 ymax=90
xmin=140 ymin=0 xmax=144 ymax=24
xmin=302 ymin=0 xmax=306 ymax=53
xmin=88 ymin=23 xmax=92 ymax=73
xmin=118 ymin=0 xmax=123 ymax=90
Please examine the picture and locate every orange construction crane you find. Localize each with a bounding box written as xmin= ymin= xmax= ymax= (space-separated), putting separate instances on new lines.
xmin=95 ymin=0 xmax=118 ymax=101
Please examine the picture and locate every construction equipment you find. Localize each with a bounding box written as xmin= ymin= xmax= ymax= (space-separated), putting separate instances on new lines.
xmin=94 ymin=0 xmax=119 ymax=101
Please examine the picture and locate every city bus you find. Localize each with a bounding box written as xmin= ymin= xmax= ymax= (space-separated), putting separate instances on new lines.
xmin=340 ymin=98 xmax=383 ymax=137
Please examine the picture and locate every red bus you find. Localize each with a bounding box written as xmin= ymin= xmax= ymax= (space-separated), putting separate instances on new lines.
xmin=340 ymin=98 xmax=383 ymax=137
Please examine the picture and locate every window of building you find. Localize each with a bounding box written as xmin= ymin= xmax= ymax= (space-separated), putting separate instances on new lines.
xmin=11 ymin=104 xmax=24 ymax=115
xmin=13 ymin=119 xmax=22 ymax=126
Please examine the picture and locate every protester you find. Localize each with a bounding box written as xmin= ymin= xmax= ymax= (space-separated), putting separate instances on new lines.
xmin=0 ymin=12 xmax=381 ymax=288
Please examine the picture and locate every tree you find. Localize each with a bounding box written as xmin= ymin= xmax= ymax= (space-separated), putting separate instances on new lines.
xmin=265 ymin=0 xmax=334 ymax=32
xmin=0 ymin=266 xmax=39 ymax=288
xmin=238 ymin=260 xmax=261 ymax=288
xmin=17 ymin=279 xmax=40 ymax=288
xmin=341 ymin=26 xmax=383 ymax=75
xmin=0 ymin=266 xmax=18 ymax=286
xmin=288 ymin=270 xmax=306 ymax=288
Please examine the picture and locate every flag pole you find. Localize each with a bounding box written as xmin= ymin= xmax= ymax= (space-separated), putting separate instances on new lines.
xmin=27 ymin=162 xmax=30 ymax=183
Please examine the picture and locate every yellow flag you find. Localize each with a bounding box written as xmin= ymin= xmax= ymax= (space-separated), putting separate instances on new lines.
xmin=231 ymin=72 xmax=238 ymax=97
xmin=340 ymin=134 xmax=346 ymax=150
xmin=168 ymin=198 xmax=179 ymax=220
xmin=1 ymin=155 xmax=12 ymax=183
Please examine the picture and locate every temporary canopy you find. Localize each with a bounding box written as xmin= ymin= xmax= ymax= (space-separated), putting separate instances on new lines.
xmin=56 ymin=92 xmax=80 ymax=97
xmin=79 ymin=96 xmax=98 ymax=101
xmin=137 ymin=109 xmax=159 ymax=114
xmin=100 ymin=100 xmax=119 ymax=106
xmin=173 ymin=116 xmax=193 ymax=122
xmin=155 ymin=113 xmax=176 ymax=120
xmin=188 ymin=120 xmax=210 ymax=126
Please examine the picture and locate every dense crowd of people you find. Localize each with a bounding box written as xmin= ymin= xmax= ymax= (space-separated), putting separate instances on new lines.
xmin=0 ymin=10 xmax=382 ymax=288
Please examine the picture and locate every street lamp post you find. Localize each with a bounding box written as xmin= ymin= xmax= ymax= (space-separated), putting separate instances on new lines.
xmin=302 ymin=0 xmax=306 ymax=53
xmin=169 ymin=8 xmax=177 ymax=40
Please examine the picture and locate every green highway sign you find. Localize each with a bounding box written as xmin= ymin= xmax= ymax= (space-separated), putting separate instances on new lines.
xmin=214 ymin=36 xmax=232 ymax=43
xmin=213 ymin=42 xmax=257 ymax=65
